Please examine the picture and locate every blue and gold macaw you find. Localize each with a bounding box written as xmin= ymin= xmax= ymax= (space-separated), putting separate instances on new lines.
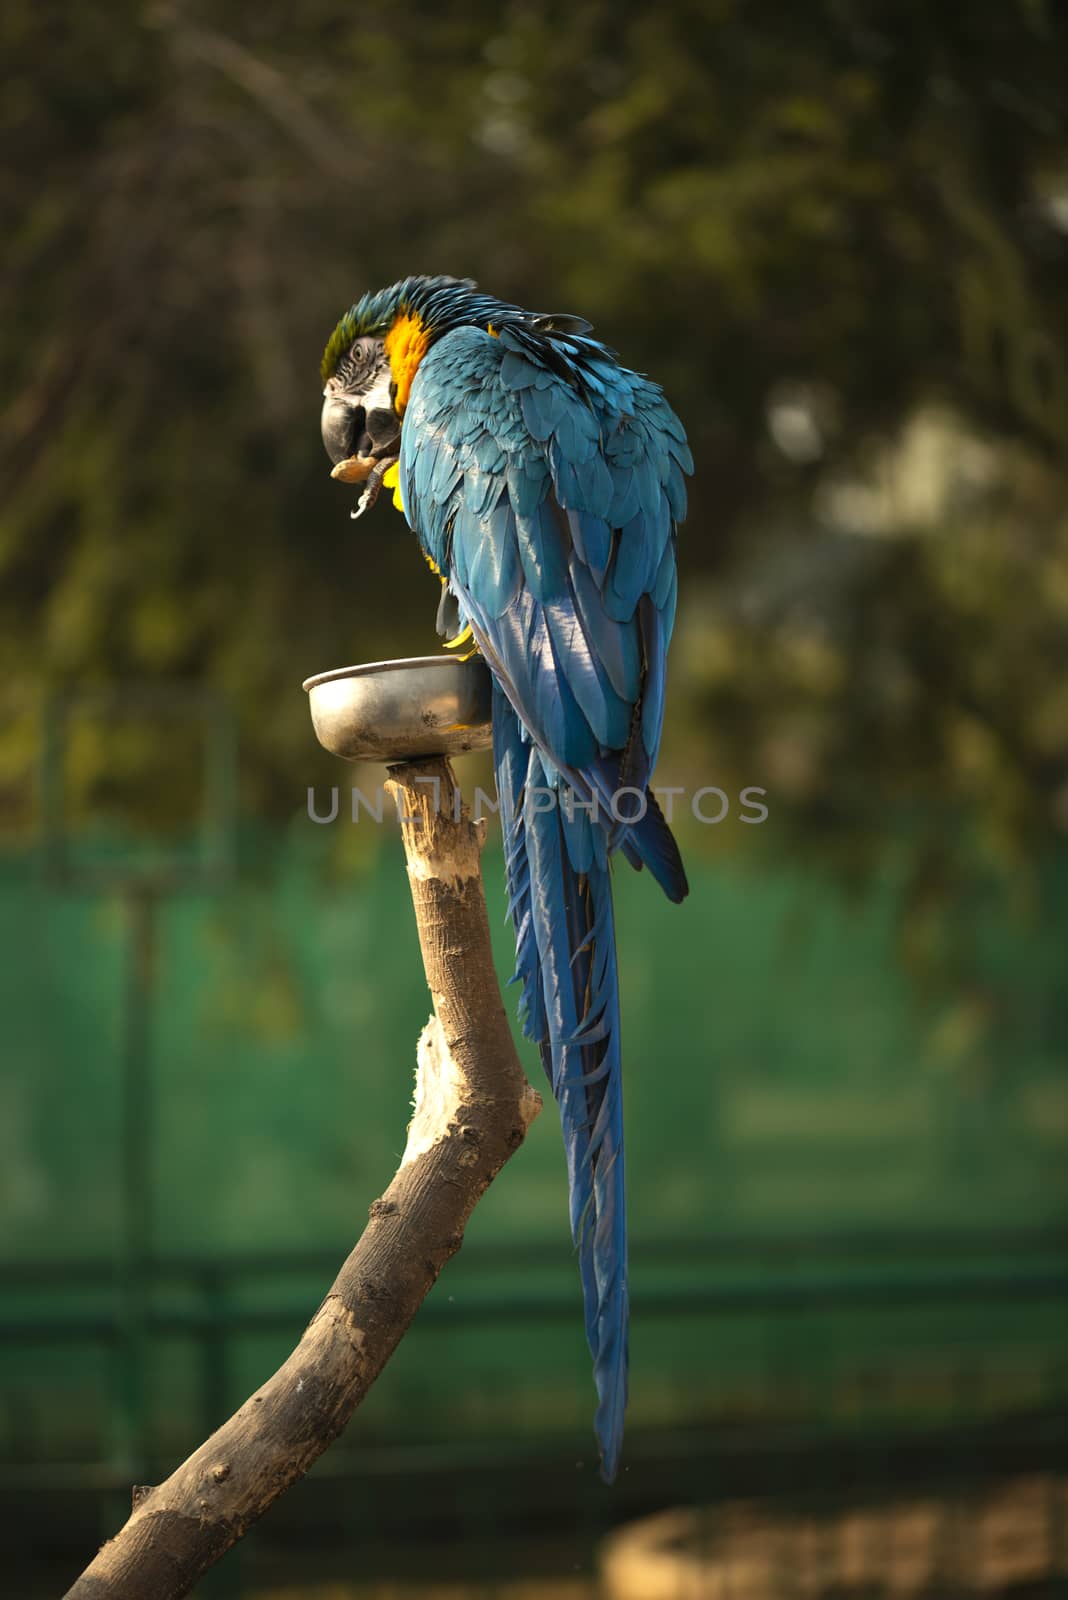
xmin=320 ymin=276 xmax=691 ymax=1480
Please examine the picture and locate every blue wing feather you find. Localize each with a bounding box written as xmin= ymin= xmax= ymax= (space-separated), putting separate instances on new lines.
xmin=564 ymin=507 xmax=612 ymax=580
xmin=460 ymin=497 xmax=521 ymax=616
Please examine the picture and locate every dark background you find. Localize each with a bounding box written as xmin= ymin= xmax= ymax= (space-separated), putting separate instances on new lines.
xmin=3 ymin=3 xmax=1067 ymax=1596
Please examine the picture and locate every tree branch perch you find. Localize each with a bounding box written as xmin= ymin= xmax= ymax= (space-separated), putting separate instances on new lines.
xmin=64 ymin=756 xmax=541 ymax=1599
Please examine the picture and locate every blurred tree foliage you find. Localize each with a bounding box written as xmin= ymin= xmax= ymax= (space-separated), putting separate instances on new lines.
xmin=3 ymin=0 xmax=1067 ymax=935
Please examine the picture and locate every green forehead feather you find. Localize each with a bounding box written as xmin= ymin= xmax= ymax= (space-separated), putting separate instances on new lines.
xmin=320 ymin=310 xmax=361 ymax=384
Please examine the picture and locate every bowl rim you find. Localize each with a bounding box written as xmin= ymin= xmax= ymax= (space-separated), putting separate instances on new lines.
xmin=302 ymin=656 xmax=487 ymax=694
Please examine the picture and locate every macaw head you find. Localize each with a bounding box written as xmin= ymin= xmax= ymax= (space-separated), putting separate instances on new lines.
xmin=320 ymin=275 xmax=593 ymax=514
xmin=319 ymin=325 xmax=400 ymax=473
xmin=320 ymin=275 xmax=504 ymax=484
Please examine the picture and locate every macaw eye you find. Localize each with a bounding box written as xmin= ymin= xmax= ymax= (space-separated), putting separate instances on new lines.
xmin=351 ymin=335 xmax=378 ymax=366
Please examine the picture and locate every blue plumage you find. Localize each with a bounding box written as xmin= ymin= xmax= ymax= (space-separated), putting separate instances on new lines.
xmin=323 ymin=277 xmax=690 ymax=1481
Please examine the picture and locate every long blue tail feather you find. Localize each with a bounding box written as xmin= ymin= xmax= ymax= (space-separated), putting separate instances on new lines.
xmin=494 ymin=685 xmax=629 ymax=1480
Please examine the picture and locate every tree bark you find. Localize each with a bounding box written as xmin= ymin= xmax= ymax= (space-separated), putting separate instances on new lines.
xmin=64 ymin=756 xmax=540 ymax=1599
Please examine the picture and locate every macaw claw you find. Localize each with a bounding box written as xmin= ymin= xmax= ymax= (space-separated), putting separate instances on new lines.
xmin=349 ymin=453 xmax=401 ymax=520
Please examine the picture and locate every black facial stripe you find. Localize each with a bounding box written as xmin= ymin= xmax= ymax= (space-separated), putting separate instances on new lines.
xmin=336 ymin=336 xmax=386 ymax=391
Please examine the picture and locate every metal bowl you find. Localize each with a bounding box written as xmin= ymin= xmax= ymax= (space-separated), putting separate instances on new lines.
xmin=303 ymin=656 xmax=494 ymax=762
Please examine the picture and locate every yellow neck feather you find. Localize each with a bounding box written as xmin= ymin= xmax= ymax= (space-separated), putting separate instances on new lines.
xmin=384 ymin=311 xmax=431 ymax=414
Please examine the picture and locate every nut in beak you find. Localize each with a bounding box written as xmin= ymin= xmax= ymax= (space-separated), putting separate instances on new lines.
xmin=330 ymin=455 xmax=378 ymax=484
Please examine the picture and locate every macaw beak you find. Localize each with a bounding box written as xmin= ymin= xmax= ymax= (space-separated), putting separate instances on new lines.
xmin=321 ymin=394 xmax=368 ymax=467
xmin=322 ymin=388 xmax=402 ymax=484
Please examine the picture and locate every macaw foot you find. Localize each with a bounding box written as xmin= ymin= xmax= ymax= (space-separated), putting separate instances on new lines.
xmin=350 ymin=454 xmax=401 ymax=520
xmin=443 ymin=623 xmax=477 ymax=656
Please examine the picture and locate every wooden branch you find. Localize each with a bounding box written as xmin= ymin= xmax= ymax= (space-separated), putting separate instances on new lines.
xmin=64 ymin=756 xmax=540 ymax=1600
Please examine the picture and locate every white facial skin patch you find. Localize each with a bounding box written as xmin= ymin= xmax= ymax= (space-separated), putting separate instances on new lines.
xmin=327 ymin=365 xmax=402 ymax=518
